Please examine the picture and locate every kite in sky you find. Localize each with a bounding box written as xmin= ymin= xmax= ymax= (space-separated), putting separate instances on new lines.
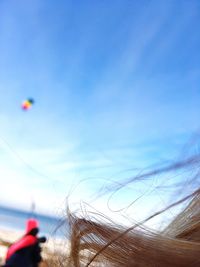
xmin=21 ymin=98 xmax=35 ymax=111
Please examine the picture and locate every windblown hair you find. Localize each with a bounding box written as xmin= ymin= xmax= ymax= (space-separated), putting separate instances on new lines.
xmin=66 ymin=156 xmax=200 ymax=267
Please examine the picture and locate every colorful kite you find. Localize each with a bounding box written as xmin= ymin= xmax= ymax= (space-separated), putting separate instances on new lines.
xmin=21 ymin=98 xmax=35 ymax=111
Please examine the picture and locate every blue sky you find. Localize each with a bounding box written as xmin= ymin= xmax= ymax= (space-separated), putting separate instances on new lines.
xmin=0 ymin=0 xmax=199 ymax=223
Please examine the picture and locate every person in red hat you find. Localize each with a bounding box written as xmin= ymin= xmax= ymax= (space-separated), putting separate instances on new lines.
xmin=3 ymin=218 xmax=46 ymax=267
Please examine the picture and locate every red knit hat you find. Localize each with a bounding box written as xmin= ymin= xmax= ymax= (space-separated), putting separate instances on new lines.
xmin=25 ymin=218 xmax=39 ymax=234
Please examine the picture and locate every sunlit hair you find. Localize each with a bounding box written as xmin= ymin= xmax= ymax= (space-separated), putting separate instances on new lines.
xmin=65 ymin=155 xmax=200 ymax=267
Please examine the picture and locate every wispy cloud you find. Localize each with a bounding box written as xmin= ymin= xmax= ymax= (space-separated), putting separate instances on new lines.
xmin=0 ymin=0 xmax=199 ymax=219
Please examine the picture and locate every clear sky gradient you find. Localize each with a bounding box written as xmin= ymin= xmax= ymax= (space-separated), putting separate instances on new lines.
xmin=0 ymin=0 xmax=199 ymax=222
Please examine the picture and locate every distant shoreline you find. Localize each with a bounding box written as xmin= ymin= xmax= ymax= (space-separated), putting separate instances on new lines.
xmin=0 ymin=204 xmax=60 ymax=221
xmin=0 ymin=206 xmax=68 ymax=238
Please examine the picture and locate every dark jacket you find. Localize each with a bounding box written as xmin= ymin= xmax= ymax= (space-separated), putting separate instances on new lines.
xmin=3 ymin=233 xmax=45 ymax=267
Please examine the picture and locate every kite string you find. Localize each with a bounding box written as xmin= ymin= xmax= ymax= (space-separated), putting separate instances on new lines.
xmin=0 ymin=135 xmax=57 ymax=182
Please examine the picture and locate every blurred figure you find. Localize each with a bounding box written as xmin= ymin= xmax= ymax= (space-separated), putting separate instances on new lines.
xmin=3 ymin=218 xmax=46 ymax=267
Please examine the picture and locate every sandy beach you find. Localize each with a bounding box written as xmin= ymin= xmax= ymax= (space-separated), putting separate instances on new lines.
xmin=0 ymin=227 xmax=70 ymax=266
xmin=0 ymin=228 xmax=22 ymax=265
